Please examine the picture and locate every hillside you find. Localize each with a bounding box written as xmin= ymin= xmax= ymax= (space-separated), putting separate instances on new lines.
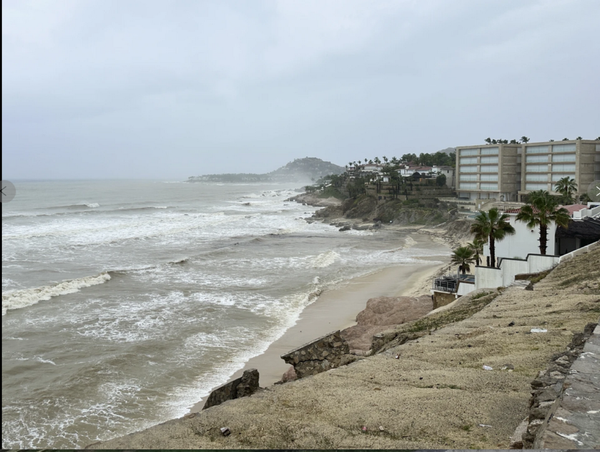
xmin=188 ymin=157 xmax=343 ymax=183
xmin=267 ymin=157 xmax=344 ymax=180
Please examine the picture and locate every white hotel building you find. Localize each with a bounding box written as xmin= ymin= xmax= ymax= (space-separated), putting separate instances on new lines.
xmin=455 ymin=140 xmax=600 ymax=202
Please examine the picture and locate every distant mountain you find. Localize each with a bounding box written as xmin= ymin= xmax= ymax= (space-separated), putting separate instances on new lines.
xmin=267 ymin=157 xmax=344 ymax=180
xmin=188 ymin=157 xmax=344 ymax=183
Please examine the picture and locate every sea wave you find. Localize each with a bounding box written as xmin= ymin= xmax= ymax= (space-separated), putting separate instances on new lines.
xmin=311 ymin=250 xmax=340 ymax=268
xmin=44 ymin=202 xmax=101 ymax=210
xmin=3 ymin=204 xmax=170 ymax=220
xmin=2 ymin=273 xmax=111 ymax=315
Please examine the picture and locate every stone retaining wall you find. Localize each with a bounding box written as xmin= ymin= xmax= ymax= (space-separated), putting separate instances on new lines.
xmin=281 ymin=330 xmax=352 ymax=379
xmin=203 ymin=369 xmax=259 ymax=410
xmin=515 ymin=321 xmax=598 ymax=449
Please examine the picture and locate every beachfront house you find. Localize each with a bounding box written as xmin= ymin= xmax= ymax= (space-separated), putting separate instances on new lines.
xmin=432 ymin=202 xmax=600 ymax=303
xmin=474 ymin=202 xmax=600 ymax=291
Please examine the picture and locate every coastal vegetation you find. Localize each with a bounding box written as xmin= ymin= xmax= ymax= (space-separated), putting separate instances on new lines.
xmin=450 ymin=246 xmax=475 ymax=275
xmin=303 ymin=149 xmax=457 ymax=226
xmin=516 ymin=190 xmax=571 ymax=255
xmin=482 ymin=136 xmax=597 ymax=144
xmin=469 ymin=208 xmax=515 ymax=268
xmin=553 ymin=176 xmax=578 ymax=204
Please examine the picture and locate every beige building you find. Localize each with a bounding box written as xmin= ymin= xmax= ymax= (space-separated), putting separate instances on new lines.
xmin=456 ymin=140 xmax=600 ymax=201
xmin=518 ymin=140 xmax=599 ymax=201
xmin=455 ymin=143 xmax=521 ymax=201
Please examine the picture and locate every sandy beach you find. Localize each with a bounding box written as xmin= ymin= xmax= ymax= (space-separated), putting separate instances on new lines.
xmin=191 ymin=232 xmax=449 ymax=411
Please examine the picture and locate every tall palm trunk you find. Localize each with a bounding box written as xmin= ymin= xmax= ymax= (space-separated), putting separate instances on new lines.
xmin=489 ymin=234 xmax=496 ymax=268
xmin=539 ymin=225 xmax=547 ymax=255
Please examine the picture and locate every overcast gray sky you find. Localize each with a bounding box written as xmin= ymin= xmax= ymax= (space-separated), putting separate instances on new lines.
xmin=3 ymin=0 xmax=599 ymax=180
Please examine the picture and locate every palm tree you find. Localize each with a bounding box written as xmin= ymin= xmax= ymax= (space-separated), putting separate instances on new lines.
xmin=516 ymin=190 xmax=570 ymax=255
xmin=521 ymin=136 xmax=530 ymax=143
xmin=451 ymin=246 xmax=475 ymax=275
xmin=485 ymin=138 xmax=492 ymax=144
xmin=467 ymin=237 xmax=485 ymax=266
xmin=554 ymin=177 xmax=577 ymax=203
xmin=470 ymin=208 xmax=516 ymax=268
xmin=576 ymin=136 xmax=582 ymax=140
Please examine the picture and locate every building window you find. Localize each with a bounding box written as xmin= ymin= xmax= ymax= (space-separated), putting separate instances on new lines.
xmin=552 ymin=143 xmax=576 ymax=153
xmin=480 ymin=165 xmax=498 ymax=173
xmin=551 ymin=173 xmax=575 ymax=181
xmin=526 ymin=155 xmax=549 ymax=163
xmin=526 ymin=146 xmax=550 ymax=154
xmin=526 ymin=174 xmax=549 ymax=182
xmin=480 ymin=156 xmax=498 ymax=164
xmin=481 ymin=147 xmax=498 ymax=155
xmin=552 ymin=153 xmax=576 ymax=162
xmin=480 ymin=174 xmax=498 ymax=181
xmin=460 ymin=149 xmax=478 ymax=156
xmin=552 ymin=164 xmax=576 ymax=172
xmin=526 ymin=183 xmax=548 ymax=190
xmin=460 ymin=166 xmax=478 ymax=172
xmin=480 ymin=183 xmax=498 ymax=191
xmin=459 ymin=174 xmax=477 ymax=181
xmin=459 ymin=182 xmax=477 ymax=189
xmin=460 ymin=157 xmax=478 ymax=164
xmin=527 ymin=164 xmax=549 ymax=172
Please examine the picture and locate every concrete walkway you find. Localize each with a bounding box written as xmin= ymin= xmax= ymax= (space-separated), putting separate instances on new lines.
xmin=539 ymin=322 xmax=600 ymax=449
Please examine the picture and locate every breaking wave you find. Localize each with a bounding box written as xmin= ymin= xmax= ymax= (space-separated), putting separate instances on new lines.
xmin=311 ymin=250 xmax=340 ymax=268
xmin=2 ymin=273 xmax=111 ymax=315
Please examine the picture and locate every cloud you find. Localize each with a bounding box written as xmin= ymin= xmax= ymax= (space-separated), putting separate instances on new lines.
xmin=2 ymin=0 xmax=600 ymax=179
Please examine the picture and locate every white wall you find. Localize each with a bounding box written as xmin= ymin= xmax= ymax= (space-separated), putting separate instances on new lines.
xmin=475 ymin=267 xmax=503 ymax=290
xmin=475 ymin=254 xmax=559 ymax=290
xmin=483 ymin=214 xmax=557 ymax=259
xmin=457 ymin=281 xmax=475 ymax=296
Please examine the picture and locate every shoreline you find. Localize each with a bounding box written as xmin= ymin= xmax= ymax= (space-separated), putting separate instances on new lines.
xmin=190 ymin=232 xmax=450 ymax=412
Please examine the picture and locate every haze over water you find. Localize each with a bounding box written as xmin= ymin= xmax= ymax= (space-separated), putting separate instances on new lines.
xmin=2 ymin=180 xmax=445 ymax=448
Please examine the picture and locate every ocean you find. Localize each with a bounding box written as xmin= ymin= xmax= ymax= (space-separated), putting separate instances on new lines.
xmin=2 ymin=180 xmax=445 ymax=449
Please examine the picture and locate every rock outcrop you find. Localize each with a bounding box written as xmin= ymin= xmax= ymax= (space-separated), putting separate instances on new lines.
xmin=341 ymin=295 xmax=432 ymax=353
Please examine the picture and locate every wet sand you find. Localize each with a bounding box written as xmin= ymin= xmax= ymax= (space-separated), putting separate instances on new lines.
xmin=190 ymin=251 xmax=447 ymax=411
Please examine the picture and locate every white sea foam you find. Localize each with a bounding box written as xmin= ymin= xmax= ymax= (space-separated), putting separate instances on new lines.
xmin=35 ymin=357 xmax=57 ymax=365
xmin=311 ymin=250 xmax=340 ymax=268
xmin=2 ymin=273 xmax=111 ymax=315
xmin=162 ymin=289 xmax=315 ymax=420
